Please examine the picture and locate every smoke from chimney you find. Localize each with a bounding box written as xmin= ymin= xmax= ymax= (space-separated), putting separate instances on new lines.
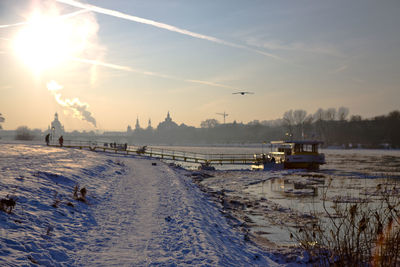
xmin=47 ymin=80 xmax=97 ymax=127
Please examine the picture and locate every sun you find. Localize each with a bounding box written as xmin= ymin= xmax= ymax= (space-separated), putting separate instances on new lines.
xmin=13 ymin=8 xmax=94 ymax=74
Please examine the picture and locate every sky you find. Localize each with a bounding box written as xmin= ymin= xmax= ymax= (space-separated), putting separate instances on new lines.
xmin=0 ymin=0 xmax=399 ymax=131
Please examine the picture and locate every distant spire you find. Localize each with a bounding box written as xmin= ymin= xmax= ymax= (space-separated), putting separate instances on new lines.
xmin=166 ymin=111 xmax=171 ymax=122
xmin=148 ymin=118 xmax=152 ymax=128
xmin=135 ymin=116 xmax=140 ymax=130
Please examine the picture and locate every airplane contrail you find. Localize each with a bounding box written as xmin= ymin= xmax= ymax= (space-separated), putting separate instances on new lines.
xmin=0 ymin=9 xmax=89 ymax=29
xmin=73 ymin=57 xmax=240 ymax=90
xmin=57 ymin=0 xmax=282 ymax=60
xmin=0 ymin=22 xmax=27 ymax=29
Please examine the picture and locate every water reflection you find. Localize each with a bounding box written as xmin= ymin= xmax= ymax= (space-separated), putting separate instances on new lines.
xmin=267 ymin=178 xmax=320 ymax=197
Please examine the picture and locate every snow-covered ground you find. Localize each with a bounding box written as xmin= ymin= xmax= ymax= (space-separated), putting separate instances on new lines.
xmin=0 ymin=142 xmax=282 ymax=266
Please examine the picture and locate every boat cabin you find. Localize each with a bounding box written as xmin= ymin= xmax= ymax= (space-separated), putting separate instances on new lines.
xmin=271 ymin=140 xmax=322 ymax=155
xmin=268 ymin=140 xmax=325 ymax=169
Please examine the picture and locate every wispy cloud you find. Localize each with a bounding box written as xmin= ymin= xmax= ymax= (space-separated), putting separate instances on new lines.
xmin=0 ymin=85 xmax=12 ymax=90
xmin=47 ymin=80 xmax=97 ymax=127
xmin=0 ymin=38 xmax=10 ymax=54
xmin=331 ymin=64 xmax=348 ymax=74
xmin=246 ymin=38 xmax=343 ymax=57
xmin=352 ymin=78 xmax=365 ymax=84
xmin=73 ymin=57 xmax=240 ymax=90
xmin=198 ymin=98 xmax=229 ymax=114
xmin=0 ymin=9 xmax=89 ymax=29
xmin=57 ymin=0 xmax=282 ymax=60
xmin=0 ymin=21 xmax=27 ymax=29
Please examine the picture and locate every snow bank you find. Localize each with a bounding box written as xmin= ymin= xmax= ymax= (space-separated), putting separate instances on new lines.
xmin=0 ymin=143 xmax=280 ymax=266
xmin=0 ymin=143 xmax=126 ymax=266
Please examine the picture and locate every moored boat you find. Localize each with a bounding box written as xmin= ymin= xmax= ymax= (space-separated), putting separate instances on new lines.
xmin=252 ymin=140 xmax=325 ymax=170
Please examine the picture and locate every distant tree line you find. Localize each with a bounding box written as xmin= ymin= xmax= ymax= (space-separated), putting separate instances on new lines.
xmin=121 ymin=108 xmax=399 ymax=148
xmin=6 ymin=108 xmax=400 ymax=148
xmin=280 ymin=108 xmax=400 ymax=148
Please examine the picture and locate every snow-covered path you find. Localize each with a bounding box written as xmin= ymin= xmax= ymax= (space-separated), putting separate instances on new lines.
xmin=0 ymin=143 xmax=280 ymax=266
xmin=76 ymin=157 xmax=278 ymax=266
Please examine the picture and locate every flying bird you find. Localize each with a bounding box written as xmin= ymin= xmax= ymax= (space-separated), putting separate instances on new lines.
xmin=233 ymin=91 xmax=254 ymax=95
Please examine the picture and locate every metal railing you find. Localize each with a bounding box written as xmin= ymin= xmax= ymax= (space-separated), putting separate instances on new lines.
xmin=48 ymin=140 xmax=258 ymax=165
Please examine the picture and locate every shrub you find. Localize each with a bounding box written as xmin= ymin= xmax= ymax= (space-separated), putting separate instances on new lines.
xmin=15 ymin=126 xmax=35 ymax=140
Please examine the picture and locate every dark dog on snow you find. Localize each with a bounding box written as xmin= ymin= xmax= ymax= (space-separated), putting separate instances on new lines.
xmin=0 ymin=197 xmax=16 ymax=214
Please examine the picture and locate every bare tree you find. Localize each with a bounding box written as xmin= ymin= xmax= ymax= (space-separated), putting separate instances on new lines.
xmin=293 ymin=110 xmax=311 ymax=139
xmin=283 ymin=110 xmax=295 ymax=137
xmin=293 ymin=110 xmax=307 ymax=125
xmin=247 ymin=120 xmax=261 ymax=126
xmin=324 ymin=108 xmax=337 ymax=121
xmin=15 ymin=126 xmax=35 ymax=140
xmin=338 ymin=107 xmax=350 ymax=121
xmin=350 ymin=115 xmax=362 ymax=121
xmin=200 ymin=119 xmax=220 ymax=128
xmin=313 ymin=108 xmax=324 ymax=122
xmin=260 ymin=118 xmax=284 ymax=127
xmin=0 ymin=113 xmax=4 ymax=129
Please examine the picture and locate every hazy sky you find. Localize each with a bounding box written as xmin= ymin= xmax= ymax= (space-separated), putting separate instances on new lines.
xmin=1 ymin=0 xmax=399 ymax=131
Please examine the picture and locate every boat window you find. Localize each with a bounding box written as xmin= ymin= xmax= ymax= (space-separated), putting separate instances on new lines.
xmin=312 ymin=144 xmax=318 ymax=152
xmin=294 ymin=144 xmax=301 ymax=152
xmin=293 ymin=144 xmax=317 ymax=152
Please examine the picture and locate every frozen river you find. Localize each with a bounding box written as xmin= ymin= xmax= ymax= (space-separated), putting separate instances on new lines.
xmin=155 ymin=146 xmax=400 ymax=248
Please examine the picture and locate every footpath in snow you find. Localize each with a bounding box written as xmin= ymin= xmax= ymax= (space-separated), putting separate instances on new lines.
xmin=0 ymin=143 xmax=281 ymax=266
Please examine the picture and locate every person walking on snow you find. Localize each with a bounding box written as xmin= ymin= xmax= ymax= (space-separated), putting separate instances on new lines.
xmin=59 ymin=136 xmax=64 ymax=147
xmin=45 ymin=133 xmax=50 ymax=146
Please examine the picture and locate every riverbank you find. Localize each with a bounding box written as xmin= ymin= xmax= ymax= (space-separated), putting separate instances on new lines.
xmin=181 ymin=148 xmax=400 ymax=261
xmin=0 ymin=143 xmax=283 ymax=266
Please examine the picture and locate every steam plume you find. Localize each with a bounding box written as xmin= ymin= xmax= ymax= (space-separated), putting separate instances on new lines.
xmin=57 ymin=0 xmax=281 ymax=60
xmin=47 ymin=80 xmax=97 ymax=127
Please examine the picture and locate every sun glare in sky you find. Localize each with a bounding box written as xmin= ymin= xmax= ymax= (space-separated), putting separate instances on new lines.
xmin=12 ymin=8 xmax=93 ymax=74
xmin=1 ymin=1 xmax=399 ymax=130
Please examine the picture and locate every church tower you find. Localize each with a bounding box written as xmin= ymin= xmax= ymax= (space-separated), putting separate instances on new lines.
xmin=135 ymin=116 xmax=141 ymax=130
xmin=48 ymin=112 xmax=65 ymax=138
xmin=166 ymin=111 xmax=172 ymax=122
xmin=157 ymin=111 xmax=178 ymax=130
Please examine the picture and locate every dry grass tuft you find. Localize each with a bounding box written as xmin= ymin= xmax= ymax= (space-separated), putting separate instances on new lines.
xmin=291 ymin=179 xmax=400 ymax=266
xmin=51 ymin=192 xmax=61 ymax=208
xmin=73 ymin=184 xmax=87 ymax=203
